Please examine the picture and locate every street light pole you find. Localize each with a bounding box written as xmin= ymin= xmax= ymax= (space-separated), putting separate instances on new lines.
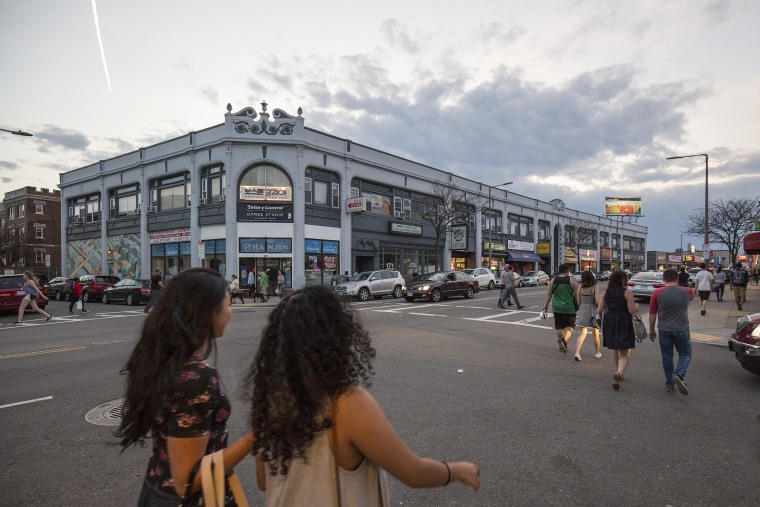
xmin=0 ymin=127 xmax=33 ymax=136
xmin=487 ymin=182 xmax=513 ymax=270
xmin=666 ymin=154 xmax=709 ymax=255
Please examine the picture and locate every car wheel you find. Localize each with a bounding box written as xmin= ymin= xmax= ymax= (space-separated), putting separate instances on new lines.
xmin=82 ymin=291 xmax=90 ymax=303
xmin=465 ymin=286 xmax=474 ymax=299
xmin=102 ymin=293 xmax=110 ymax=304
xmin=488 ymin=281 xmax=495 ymax=290
xmin=404 ymin=297 xmax=415 ymax=302
xmin=358 ymin=288 xmax=370 ymax=302
xmin=392 ymin=285 xmax=402 ymax=298
xmin=431 ymin=289 xmax=441 ymax=302
xmin=126 ymin=293 xmax=137 ymax=306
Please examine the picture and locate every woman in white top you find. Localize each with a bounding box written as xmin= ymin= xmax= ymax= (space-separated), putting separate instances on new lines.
xmin=245 ymin=286 xmax=481 ymax=506
xmin=713 ymin=266 xmax=726 ymax=302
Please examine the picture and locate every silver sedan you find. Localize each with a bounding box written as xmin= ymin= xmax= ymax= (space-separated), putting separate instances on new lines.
xmin=627 ymin=271 xmax=666 ymax=300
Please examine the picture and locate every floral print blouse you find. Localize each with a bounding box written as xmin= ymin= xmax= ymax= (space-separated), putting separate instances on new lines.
xmin=145 ymin=361 xmax=231 ymax=495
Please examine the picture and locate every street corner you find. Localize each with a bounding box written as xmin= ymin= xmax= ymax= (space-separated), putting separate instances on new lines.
xmin=690 ymin=332 xmax=729 ymax=346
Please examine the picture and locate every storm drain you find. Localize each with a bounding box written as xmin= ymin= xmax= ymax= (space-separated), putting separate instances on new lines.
xmin=85 ymin=398 xmax=124 ymax=426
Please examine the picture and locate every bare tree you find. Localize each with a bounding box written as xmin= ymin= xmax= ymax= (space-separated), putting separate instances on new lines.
xmin=684 ymin=197 xmax=760 ymax=265
xmin=416 ymin=181 xmax=482 ymax=271
xmin=0 ymin=228 xmax=24 ymax=270
xmin=564 ymin=217 xmax=600 ymax=268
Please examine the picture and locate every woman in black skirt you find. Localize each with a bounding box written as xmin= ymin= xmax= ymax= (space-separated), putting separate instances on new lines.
xmin=598 ymin=270 xmax=639 ymax=391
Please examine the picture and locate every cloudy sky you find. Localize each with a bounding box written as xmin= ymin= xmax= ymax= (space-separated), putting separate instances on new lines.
xmin=1 ymin=0 xmax=758 ymax=252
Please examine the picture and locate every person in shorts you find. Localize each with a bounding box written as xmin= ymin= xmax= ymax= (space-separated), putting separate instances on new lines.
xmin=694 ymin=262 xmax=714 ymax=316
xmin=542 ymin=264 xmax=579 ymax=354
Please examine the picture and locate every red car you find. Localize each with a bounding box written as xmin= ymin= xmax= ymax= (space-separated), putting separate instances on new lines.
xmin=0 ymin=274 xmax=48 ymax=314
xmin=79 ymin=275 xmax=121 ymax=302
xmin=729 ymin=312 xmax=760 ymax=376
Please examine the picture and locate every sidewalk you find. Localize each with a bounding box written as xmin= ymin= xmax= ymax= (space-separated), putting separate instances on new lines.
xmin=230 ymin=296 xmax=281 ymax=308
xmin=688 ymin=283 xmax=760 ymax=346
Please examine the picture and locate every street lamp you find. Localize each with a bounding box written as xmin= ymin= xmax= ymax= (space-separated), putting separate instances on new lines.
xmin=487 ymin=181 xmax=513 ymax=270
xmin=0 ymin=127 xmax=33 ymax=136
xmin=666 ymin=154 xmax=709 ymax=255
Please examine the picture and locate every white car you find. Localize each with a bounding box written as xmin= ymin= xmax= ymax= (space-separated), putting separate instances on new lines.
xmin=463 ymin=268 xmax=498 ymax=290
xmin=521 ymin=270 xmax=550 ymax=287
xmin=335 ymin=269 xmax=405 ymax=301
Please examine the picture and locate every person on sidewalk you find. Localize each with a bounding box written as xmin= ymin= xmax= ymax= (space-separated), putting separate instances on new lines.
xmin=259 ymin=268 xmax=269 ymax=302
xmin=142 ymin=268 xmax=164 ymax=313
xmin=276 ymin=270 xmax=286 ymax=300
xmin=542 ymin=264 xmax=579 ymax=354
xmin=229 ymin=274 xmax=245 ymax=304
xmin=648 ymin=268 xmax=694 ymax=395
xmin=730 ymin=261 xmax=751 ymax=311
xmin=678 ymin=266 xmax=690 ymax=287
xmin=498 ymin=264 xmax=524 ymax=310
xmin=713 ymin=266 xmax=726 ymax=302
xmin=13 ymin=271 xmax=52 ymax=324
xmin=247 ymin=268 xmax=256 ymax=299
xmin=597 ymin=270 xmax=638 ymax=391
xmin=694 ymin=262 xmax=714 ymax=316
xmin=574 ymin=271 xmax=602 ymax=361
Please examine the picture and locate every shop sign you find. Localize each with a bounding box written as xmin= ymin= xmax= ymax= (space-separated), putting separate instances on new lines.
xmin=305 ymin=239 xmax=323 ymax=253
xmin=240 ymin=238 xmax=266 ymax=253
xmin=451 ymin=225 xmax=468 ymax=250
xmin=483 ymin=241 xmax=506 ymax=252
xmin=237 ymin=202 xmax=294 ymax=222
xmin=266 ymin=238 xmax=292 ymax=253
xmin=239 ymin=185 xmax=292 ymax=201
xmin=684 ymin=254 xmax=695 ymax=261
xmin=389 ymin=221 xmax=422 ymax=236
xmin=564 ymin=246 xmax=578 ymax=262
xmin=537 ymin=242 xmax=550 ymax=255
xmin=667 ymin=254 xmax=682 ymax=263
xmin=508 ymin=240 xmax=534 ymax=251
xmin=345 ymin=197 xmax=366 ymax=213
xmin=198 ymin=241 xmax=205 ymax=259
xmin=600 ymin=248 xmax=611 ymax=260
xmin=322 ymin=241 xmax=339 ymax=254
xmin=580 ymin=249 xmax=597 ymax=261
xmin=150 ymin=228 xmax=191 ymax=244
xmin=738 ymin=255 xmax=748 ymax=261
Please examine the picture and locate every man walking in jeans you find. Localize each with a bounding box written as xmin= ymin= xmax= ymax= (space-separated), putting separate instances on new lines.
xmin=648 ymin=268 xmax=694 ymax=394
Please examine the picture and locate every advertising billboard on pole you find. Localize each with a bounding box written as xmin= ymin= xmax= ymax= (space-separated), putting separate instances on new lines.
xmin=604 ymin=197 xmax=642 ymax=216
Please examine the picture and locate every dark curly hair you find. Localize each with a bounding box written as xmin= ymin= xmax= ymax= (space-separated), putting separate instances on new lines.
xmin=245 ymin=285 xmax=375 ymax=475
xmin=116 ymin=268 xmax=228 ymax=449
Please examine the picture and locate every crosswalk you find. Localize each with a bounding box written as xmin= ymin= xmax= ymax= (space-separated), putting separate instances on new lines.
xmin=2 ymin=309 xmax=145 ymax=330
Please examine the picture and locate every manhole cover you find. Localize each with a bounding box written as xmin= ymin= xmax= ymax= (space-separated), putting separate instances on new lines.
xmin=85 ymin=398 xmax=124 ymax=426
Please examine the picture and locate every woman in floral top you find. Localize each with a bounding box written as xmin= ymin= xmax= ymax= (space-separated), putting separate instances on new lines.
xmin=118 ymin=268 xmax=254 ymax=506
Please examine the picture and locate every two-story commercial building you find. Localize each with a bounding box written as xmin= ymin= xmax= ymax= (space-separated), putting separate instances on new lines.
xmin=58 ymin=103 xmax=647 ymax=288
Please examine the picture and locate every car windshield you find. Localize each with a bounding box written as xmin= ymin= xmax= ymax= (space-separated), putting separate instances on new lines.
xmin=462 ymin=269 xmax=475 ymax=275
xmin=354 ymin=272 xmax=372 ymax=281
xmin=524 ymin=271 xmax=537 ymax=277
xmin=418 ymin=273 xmax=446 ymax=282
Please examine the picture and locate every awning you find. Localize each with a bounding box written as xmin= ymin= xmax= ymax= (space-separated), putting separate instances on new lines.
xmin=506 ymin=251 xmax=542 ymax=262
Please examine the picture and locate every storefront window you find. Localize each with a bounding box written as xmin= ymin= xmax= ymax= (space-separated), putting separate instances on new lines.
xmin=304 ymin=239 xmax=340 ymax=286
xmin=380 ymin=247 xmax=400 ymax=272
xmin=150 ymin=241 xmax=191 ymax=280
xmin=451 ymin=256 xmax=466 ymax=271
xmin=201 ymin=239 xmax=227 ymax=275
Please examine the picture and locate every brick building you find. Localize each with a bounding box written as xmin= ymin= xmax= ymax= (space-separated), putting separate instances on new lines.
xmin=1 ymin=186 xmax=62 ymax=278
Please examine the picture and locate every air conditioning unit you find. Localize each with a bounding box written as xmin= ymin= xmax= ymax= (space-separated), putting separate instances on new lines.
xmin=147 ymin=206 xmax=158 ymax=213
xmin=74 ymin=217 xmax=84 ymax=225
xmin=200 ymin=198 xmax=207 ymax=205
xmin=394 ymin=211 xmax=405 ymax=219
xmin=219 ymin=194 xmax=226 ymax=202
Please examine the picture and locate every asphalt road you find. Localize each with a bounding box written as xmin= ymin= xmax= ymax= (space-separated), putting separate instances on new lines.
xmin=1 ymin=286 xmax=759 ymax=506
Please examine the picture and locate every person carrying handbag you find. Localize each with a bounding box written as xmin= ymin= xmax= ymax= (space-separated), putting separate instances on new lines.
xmin=68 ymin=277 xmax=88 ymax=314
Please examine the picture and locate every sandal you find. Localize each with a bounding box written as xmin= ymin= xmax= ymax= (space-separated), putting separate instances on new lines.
xmin=613 ymin=372 xmax=621 ymax=391
xmin=558 ymin=339 xmax=567 ymax=353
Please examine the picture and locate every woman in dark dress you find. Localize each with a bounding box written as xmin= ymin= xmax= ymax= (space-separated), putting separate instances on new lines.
xmin=598 ymin=270 xmax=639 ymax=391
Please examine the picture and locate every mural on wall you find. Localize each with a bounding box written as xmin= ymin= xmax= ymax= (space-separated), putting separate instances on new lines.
xmin=67 ymin=234 xmax=141 ymax=279
xmin=108 ymin=234 xmax=142 ymax=279
xmin=67 ymin=239 xmax=102 ymax=277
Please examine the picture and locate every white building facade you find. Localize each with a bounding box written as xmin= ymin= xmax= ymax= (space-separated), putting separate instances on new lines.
xmin=58 ymin=103 xmax=647 ymax=289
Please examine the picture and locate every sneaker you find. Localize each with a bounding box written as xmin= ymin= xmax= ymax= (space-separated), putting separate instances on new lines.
xmin=700 ymin=310 xmax=706 ymax=316
xmin=507 ymin=302 xmax=514 ymax=306
xmin=738 ymin=304 xmax=742 ymax=311
xmin=11 ymin=321 xmax=23 ymax=325
xmin=517 ymin=305 xmax=525 ymax=309
xmin=81 ymin=310 xmax=88 ymax=313
xmin=594 ymin=352 xmax=602 ymax=359
xmin=46 ymin=315 xmax=53 ymax=322
xmin=665 ymin=387 xmax=674 ymax=393
xmin=673 ymin=375 xmax=689 ymax=395
xmin=613 ymin=373 xmax=621 ymax=391
xmin=69 ymin=312 xmax=74 ymax=315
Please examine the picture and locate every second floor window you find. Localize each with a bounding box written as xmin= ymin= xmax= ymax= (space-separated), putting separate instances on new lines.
xmin=18 ymin=204 xmax=25 ymax=218
xmin=150 ymin=173 xmax=191 ymax=212
xmin=35 ymin=226 xmax=44 ymax=239
xmin=8 ymin=207 xmax=15 ymax=220
xmin=509 ymin=214 xmax=534 ymax=238
xmin=109 ymin=184 xmax=141 ymax=218
xmin=201 ymin=165 xmax=226 ymax=204
xmin=304 ymin=169 xmax=339 ymax=209
xmin=69 ymin=194 xmax=101 ymax=224
xmin=36 ymin=251 xmax=44 ymax=263
xmin=35 ymin=203 xmax=44 ymax=214
xmin=481 ymin=209 xmax=502 ymax=232
xmin=538 ymin=220 xmax=550 ymax=241
xmin=600 ymin=231 xmax=610 ymax=248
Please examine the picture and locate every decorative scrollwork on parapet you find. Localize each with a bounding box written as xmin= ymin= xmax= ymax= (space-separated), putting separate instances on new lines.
xmin=231 ymin=107 xmax=257 ymax=119
xmin=272 ymin=108 xmax=295 ymax=119
xmin=233 ymin=120 xmax=296 ymax=135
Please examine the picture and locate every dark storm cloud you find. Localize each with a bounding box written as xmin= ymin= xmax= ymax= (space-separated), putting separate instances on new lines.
xmin=381 ymin=19 xmax=419 ymax=54
xmin=35 ymin=125 xmax=90 ymax=151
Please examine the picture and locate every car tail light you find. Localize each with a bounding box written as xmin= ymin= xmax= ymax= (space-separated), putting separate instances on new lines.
xmin=627 ymin=282 xmax=635 ymax=287
xmin=141 ymin=288 xmax=150 ymax=295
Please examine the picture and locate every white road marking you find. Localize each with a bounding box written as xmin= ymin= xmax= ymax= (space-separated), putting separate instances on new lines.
xmin=1 ymin=310 xmax=145 ymax=330
xmin=0 ymin=396 xmax=53 ymax=409
xmin=407 ymin=313 xmax=448 ymax=317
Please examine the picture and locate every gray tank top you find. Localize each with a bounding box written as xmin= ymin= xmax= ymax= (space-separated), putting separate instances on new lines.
xmin=23 ymin=281 xmax=36 ymax=295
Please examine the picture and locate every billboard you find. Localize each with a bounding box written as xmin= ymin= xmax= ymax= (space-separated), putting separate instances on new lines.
xmin=604 ymin=197 xmax=642 ymax=216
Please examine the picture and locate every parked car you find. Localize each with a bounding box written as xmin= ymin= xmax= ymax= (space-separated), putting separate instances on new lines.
xmin=0 ymin=274 xmax=48 ymax=313
xmin=101 ymin=279 xmax=152 ymax=306
xmin=45 ymin=276 xmax=75 ymax=301
xmin=627 ymin=271 xmax=665 ymax=300
xmin=687 ymin=268 xmax=701 ymax=288
xmin=334 ymin=269 xmax=405 ymax=301
xmin=728 ymin=312 xmax=760 ymax=376
xmin=79 ymin=275 xmax=121 ymax=302
xmin=402 ymin=271 xmax=477 ymax=302
xmin=595 ymin=271 xmax=611 ymax=281
xmin=573 ymin=271 xmax=594 ymax=283
xmin=463 ymin=267 xmax=497 ymax=290
xmin=521 ymin=270 xmax=550 ymax=287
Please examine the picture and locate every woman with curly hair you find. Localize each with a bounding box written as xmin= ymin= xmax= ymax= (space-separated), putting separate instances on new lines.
xmin=598 ymin=270 xmax=639 ymax=391
xmin=245 ymin=285 xmax=481 ymax=506
xmin=117 ymin=268 xmax=254 ymax=506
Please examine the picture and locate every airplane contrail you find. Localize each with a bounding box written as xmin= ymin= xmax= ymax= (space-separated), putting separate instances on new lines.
xmin=90 ymin=0 xmax=112 ymax=93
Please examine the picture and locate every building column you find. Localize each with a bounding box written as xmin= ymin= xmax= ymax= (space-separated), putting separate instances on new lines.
xmin=140 ymin=167 xmax=151 ymax=279
xmin=341 ymin=160 xmax=352 ymax=277
xmin=189 ymin=151 xmax=200 ymax=268
xmin=224 ymin=143 xmax=236 ymax=282
xmin=291 ymin=146 xmax=306 ymax=289
xmin=474 ymin=208 xmax=482 ymax=267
